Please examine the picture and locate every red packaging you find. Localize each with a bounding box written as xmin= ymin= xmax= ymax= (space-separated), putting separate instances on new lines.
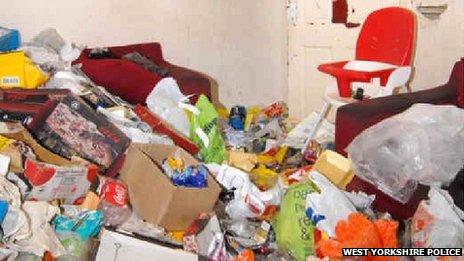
xmin=134 ymin=104 xmax=199 ymax=155
xmin=24 ymin=159 xmax=98 ymax=204
xmin=263 ymin=101 xmax=288 ymax=118
xmin=100 ymin=179 xmax=128 ymax=207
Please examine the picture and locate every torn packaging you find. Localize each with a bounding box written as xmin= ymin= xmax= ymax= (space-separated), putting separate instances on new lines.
xmin=24 ymin=159 xmax=98 ymax=204
xmin=0 ymin=122 xmax=70 ymax=166
xmin=120 ymin=143 xmax=220 ymax=231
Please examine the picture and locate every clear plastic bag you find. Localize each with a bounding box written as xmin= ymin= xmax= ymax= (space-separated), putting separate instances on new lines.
xmin=347 ymin=104 xmax=464 ymax=203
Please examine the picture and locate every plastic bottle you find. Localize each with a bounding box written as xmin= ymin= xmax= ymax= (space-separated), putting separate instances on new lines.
xmin=97 ymin=179 xmax=131 ymax=227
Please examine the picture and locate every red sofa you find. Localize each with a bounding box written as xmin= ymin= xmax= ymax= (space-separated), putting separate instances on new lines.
xmin=73 ymin=43 xmax=212 ymax=105
xmin=335 ymin=58 xmax=464 ymax=219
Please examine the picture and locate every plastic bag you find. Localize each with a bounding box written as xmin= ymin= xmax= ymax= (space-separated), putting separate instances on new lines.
xmin=10 ymin=201 xmax=66 ymax=257
xmin=53 ymin=210 xmax=103 ymax=241
xmin=305 ymin=171 xmax=356 ymax=238
xmin=190 ymin=95 xmax=226 ymax=163
xmin=411 ymin=187 xmax=464 ymax=248
xmin=21 ymin=28 xmax=81 ymax=73
xmin=210 ymin=164 xmax=282 ymax=220
xmin=97 ymin=106 xmax=174 ymax=145
xmin=146 ymin=77 xmax=191 ymax=137
xmin=317 ymin=213 xmax=398 ymax=260
xmin=347 ymin=104 xmax=464 ymax=203
xmin=0 ymin=51 xmax=48 ymax=89
xmin=274 ymin=181 xmax=318 ymax=261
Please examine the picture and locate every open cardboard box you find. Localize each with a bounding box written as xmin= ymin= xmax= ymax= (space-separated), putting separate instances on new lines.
xmin=120 ymin=143 xmax=221 ymax=231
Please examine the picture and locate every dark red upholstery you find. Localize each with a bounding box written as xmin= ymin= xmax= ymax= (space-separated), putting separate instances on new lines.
xmin=73 ymin=43 xmax=212 ymax=104
xmin=335 ymin=58 xmax=464 ymax=220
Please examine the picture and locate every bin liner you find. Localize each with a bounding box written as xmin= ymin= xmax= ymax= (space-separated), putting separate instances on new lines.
xmin=347 ymin=104 xmax=464 ymax=203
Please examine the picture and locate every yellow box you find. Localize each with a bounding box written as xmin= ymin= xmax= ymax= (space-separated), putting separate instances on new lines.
xmin=312 ymin=150 xmax=354 ymax=190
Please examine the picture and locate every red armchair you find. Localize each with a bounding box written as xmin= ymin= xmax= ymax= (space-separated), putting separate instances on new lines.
xmin=73 ymin=43 xmax=212 ymax=105
xmin=335 ymin=58 xmax=464 ymax=219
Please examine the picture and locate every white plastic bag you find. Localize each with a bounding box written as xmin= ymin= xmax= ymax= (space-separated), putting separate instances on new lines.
xmin=11 ymin=201 xmax=66 ymax=257
xmin=208 ymin=164 xmax=283 ymax=220
xmin=411 ymin=187 xmax=464 ymax=248
xmin=97 ymin=107 xmax=174 ymax=145
xmin=348 ymin=104 xmax=464 ymax=203
xmin=306 ymin=171 xmax=356 ymax=237
xmin=146 ymin=77 xmax=191 ymax=137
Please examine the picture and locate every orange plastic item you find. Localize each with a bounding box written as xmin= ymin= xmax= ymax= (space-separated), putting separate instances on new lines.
xmin=235 ymin=249 xmax=255 ymax=261
xmin=317 ymin=213 xmax=398 ymax=261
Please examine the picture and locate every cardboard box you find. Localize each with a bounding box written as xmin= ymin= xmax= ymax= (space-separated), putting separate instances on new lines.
xmin=0 ymin=122 xmax=70 ymax=166
xmin=27 ymin=94 xmax=130 ymax=169
xmin=120 ymin=143 xmax=220 ymax=231
xmin=312 ymin=150 xmax=354 ymax=190
xmin=0 ymin=88 xmax=69 ymax=104
xmin=24 ymin=158 xmax=98 ymax=204
xmin=96 ymin=229 xmax=197 ymax=261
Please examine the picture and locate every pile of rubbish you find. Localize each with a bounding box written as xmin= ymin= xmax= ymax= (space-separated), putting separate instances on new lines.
xmin=0 ymin=26 xmax=463 ymax=261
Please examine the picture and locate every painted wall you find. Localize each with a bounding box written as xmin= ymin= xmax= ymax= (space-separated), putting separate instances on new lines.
xmin=1 ymin=0 xmax=462 ymax=117
xmin=0 ymin=0 xmax=288 ymax=108
xmin=408 ymin=0 xmax=464 ymax=91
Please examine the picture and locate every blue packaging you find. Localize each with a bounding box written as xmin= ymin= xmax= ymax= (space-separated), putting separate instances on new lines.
xmin=171 ymin=164 xmax=208 ymax=188
xmin=0 ymin=200 xmax=8 ymax=223
xmin=52 ymin=210 xmax=103 ymax=241
xmin=0 ymin=27 xmax=20 ymax=52
xmin=229 ymin=106 xmax=246 ymax=130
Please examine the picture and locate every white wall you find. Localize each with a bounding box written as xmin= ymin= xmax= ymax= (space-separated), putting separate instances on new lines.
xmin=1 ymin=0 xmax=462 ymax=116
xmin=409 ymin=0 xmax=464 ymax=90
xmin=0 ymin=0 xmax=288 ymax=108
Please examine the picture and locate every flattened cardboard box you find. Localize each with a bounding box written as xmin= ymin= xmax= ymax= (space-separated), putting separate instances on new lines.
xmin=0 ymin=122 xmax=70 ymax=166
xmin=120 ymin=143 xmax=220 ymax=231
xmin=96 ymin=229 xmax=197 ymax=261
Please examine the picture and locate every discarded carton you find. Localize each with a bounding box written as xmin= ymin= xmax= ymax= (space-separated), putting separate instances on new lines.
xmin=227 ymin=151 xmax=257 ymax=172
xmin=183 ymin=214 xmax=221 ymax=256
xmin=120 ymin=143 xmax=221 ymax=231
xmin=28 ymin=94 xmax=130 ymax=169
xmin=0 ymin=122 xmax=70 ymax=166
xmin=312 ymin=150 xmax=354 ymax=190
xmin=96 ymin=229 xmax=197 ymax=261
xmin=0 ymin=135 xmax=25 ymax=173
xmin=24 ymin=159 xmax=98 ymax=204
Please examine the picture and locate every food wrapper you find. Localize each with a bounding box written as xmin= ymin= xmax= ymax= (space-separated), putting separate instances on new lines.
xmin=249 ymin=164 xmax=278 ymax=191
xmin=52 ymin=210 xmax=103 ymax=241
xmin=227 ymin=151 xmax=257 ymax=172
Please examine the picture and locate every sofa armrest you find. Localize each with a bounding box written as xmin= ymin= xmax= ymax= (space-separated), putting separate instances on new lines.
xmin=335 ymin=83 xmax=457 ymax=156
xmin=165 ymin=63 xmax=212 ymax=103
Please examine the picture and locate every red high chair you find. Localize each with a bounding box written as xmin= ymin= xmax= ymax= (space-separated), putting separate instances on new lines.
xmin=303 ymin=7 xmax=415 ymax=149
xmin=318 ymin=7 xmax=415 ymax=98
